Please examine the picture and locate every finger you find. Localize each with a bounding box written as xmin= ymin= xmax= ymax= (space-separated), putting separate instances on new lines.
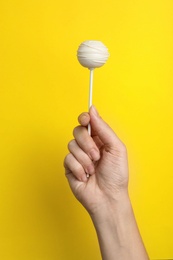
xmin=78 ymin=112 xmax=90 ymax=127
xmin=68 ymin=139 xmax=95 ymax=175
xmin=78 ymin=112 xmax=103 ymax=149
xmin=64 ymin=153 xmax=88 ymax=182
xmin=89 ymin=106 xmax=125 ymax=152
xmin=92 ymin=135 xmax=104 ymax=150
xmin=65 ymin=170 xmax=81 ymax=195
xmin=73 ymin=126 xmax=100 ymax=161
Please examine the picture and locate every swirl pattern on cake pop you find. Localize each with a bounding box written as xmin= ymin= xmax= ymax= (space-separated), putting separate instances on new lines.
xmin=77 ymin=40 xmax=109 ymax=69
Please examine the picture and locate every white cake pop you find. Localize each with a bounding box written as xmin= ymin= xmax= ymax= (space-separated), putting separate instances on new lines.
xmin=77 ymin=40 xmax=109 ymax=69
xmin=77 ymin=40 xmax=109 ymax=137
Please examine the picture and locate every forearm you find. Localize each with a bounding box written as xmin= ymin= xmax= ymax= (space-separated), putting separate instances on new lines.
xmin=90 ymin=191 xmax=149 ymax=260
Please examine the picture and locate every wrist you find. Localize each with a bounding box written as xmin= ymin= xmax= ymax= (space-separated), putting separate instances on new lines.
xmin=90 ymin=190 xmax=149 ymax=260
xmin=90 ymin=189 xmax=131 ymax=225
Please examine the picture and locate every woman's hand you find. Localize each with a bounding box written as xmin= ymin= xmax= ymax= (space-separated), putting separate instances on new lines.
xmin=64 ymin=106 xmax=149 ymax=260
xmin=64 ymin=106 xmax=129 ymax=215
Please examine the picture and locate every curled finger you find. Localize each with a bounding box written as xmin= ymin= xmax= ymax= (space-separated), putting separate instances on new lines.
xmin=64 ymin=153 xmax=88 ymax=182
xmin=68 ymin=139 xmax=95 ymax=176
xmin=73 ymin=126 xmax=100 ymax=162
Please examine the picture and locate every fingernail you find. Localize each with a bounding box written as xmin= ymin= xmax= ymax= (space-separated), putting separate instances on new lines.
xmin=90 ymin=148 xmax=100 ymax=161
xmin=81 ymin=174 xmax=88 ymax=182
xmin=86 ymin=164 xmax=95 ymax=175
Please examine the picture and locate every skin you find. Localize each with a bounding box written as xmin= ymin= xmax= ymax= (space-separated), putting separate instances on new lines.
xmin=64 ymin=105 xmax=149 ymax=260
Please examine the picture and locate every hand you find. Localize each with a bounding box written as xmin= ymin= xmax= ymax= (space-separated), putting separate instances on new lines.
xmin=64 ymin=106 xmax=129 ymax=215
xmin=64 ymin=106 xmax=149 ymax=259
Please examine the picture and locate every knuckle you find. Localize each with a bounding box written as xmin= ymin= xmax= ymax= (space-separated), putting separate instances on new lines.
xmin=73 ymin=125 xmax=80 ymax=137
xmin=68 ymin=139 xmax=75 ymax=151
xmin=63 ymin=153 xmax=71 ymax=167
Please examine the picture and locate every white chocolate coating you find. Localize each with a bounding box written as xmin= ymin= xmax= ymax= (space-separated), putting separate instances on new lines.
xmin=77 ymin=40 xmax=109 ymax=69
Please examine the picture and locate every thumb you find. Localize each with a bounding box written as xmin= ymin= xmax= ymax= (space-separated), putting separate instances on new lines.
xmin=89 ymin=106 xmax=122 ymax=149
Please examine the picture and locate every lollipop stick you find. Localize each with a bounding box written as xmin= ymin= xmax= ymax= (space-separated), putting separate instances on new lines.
xmin=88 ymin=69 xmax=94 ymax=135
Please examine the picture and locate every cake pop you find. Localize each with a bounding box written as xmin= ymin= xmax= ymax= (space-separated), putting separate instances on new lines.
xmin=77 ymin=40 xmax=109 ymax=69
xmin=77 ymin=40 xmax=109 ymax=135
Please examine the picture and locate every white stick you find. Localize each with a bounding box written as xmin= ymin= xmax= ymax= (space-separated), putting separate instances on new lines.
xmin=88 ymin=69 xmax=94 ymax=135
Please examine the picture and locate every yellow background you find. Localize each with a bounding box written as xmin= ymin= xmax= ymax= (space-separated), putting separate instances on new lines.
xmin=0 ymin=0 xmax=173 ymax=259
